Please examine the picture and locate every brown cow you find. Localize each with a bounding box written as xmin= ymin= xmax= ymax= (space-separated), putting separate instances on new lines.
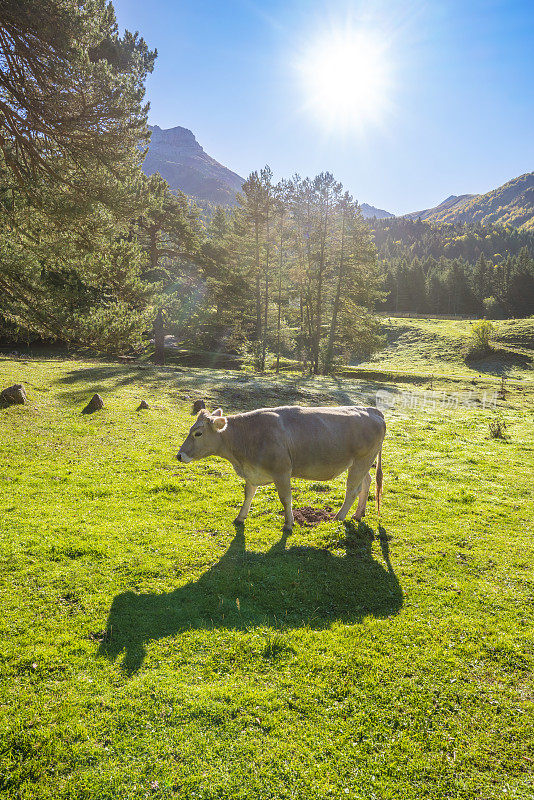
xmin=177 ymin=405 xmax=385 ymax=531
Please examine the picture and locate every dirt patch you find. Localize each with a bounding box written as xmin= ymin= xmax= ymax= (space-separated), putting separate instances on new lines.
xmin=292 ymin=506 xmax=334 ymax=526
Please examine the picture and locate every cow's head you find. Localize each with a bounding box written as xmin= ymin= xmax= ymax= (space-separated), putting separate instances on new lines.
xmin=177 ymin=408 xmax=228 ymax=463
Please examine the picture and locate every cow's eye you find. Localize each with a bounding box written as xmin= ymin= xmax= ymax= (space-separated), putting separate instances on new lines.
xmin=194 ymin=430 xmax=203 ymax=438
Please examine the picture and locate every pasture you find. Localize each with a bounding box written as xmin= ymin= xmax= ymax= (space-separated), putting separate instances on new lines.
xmin=0 ymin=322 xmax=533 ymax=799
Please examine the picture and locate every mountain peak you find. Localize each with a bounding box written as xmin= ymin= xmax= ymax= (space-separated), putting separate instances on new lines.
xmin=148 ymin=124 xmax=201 ymax=151
xmin=360 ymin=202 xmax=394 ymax=220
xmin=143 ymin=124 xmax=244 ymax=207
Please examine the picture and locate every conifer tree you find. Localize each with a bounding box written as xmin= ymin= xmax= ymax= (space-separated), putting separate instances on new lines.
xmin=0 ymin=0 xmax=157 ymax=349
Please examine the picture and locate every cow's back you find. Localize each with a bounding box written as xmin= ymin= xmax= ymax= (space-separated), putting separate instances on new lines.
xmin=278 ymin=406 xmax=384 ymax=479
xmin=225 ymin=405 xmax=385 ymax=482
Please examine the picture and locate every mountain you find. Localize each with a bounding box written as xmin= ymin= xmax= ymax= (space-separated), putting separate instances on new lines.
xmin=142 ymin=125 xmax=245 ymax=207
xmin=360 ymin=203 xmax=394 ymax=220
xmin=404 ymin=193 xmax=475 ymax=221
xmin=404 ymin=172 xmax=534 ymax=231
xmin=144 ymin=124 xmax=397 ymax=214
xmin=142 ymin=126 xmax=533 ymax=231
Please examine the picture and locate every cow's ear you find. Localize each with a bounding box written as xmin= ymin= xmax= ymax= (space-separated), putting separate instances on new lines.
xmin=212 ymin=415 xmax=227 ymax=432
xmin=212 ymin=408 xmax=223 ymax=417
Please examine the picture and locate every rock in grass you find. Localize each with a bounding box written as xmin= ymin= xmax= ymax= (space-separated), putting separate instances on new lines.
xmin=0 ymin=383 xmax=27 ymax=408
xmin=82 ymin=394 xmax=104 ymax=414
xmin=192 ymin=399 xmax=206 ymax=414
xmin=137 ymin=400 xmax=149 ymax=410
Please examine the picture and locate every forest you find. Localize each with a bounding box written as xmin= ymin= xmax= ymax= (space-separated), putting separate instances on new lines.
xmin=1 ymin=0 xmax=533 ymax=375
xmin=372 ymin=217 xmax=534 ymax=318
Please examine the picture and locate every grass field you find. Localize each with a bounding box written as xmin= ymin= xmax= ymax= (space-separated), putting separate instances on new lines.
xmin=362 ymin=317 xmax=534 ymax=381
xmin=1 ymin=320 xmax=533 ymax=799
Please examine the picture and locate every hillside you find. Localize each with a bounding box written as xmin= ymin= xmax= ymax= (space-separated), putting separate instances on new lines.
xmin=404 ymin=193 xmax=475 ymax=221
xmin=363 ymin=316 xmax=534 ymax=381
xmin=360 ymin=202 xmax=394 ymax=220
xmin=142 ymin=125 xmax=245 ymax=206
xmin=405 ymin=172 xmax=534 ymax=231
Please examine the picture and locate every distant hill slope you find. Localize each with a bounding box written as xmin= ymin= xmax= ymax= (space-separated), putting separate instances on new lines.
xmin=142 ymin=125 xmax=244 ymax=207
xmin=360 ymin=203 xmax=394 ymax=220
xmin=404 ymin=193 xmax=475 ymax=221
xmin=405 ymin=172 xmax=534 ymax=231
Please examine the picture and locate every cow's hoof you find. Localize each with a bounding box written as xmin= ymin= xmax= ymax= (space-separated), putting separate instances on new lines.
xmin=282 ymin=524 xmax=294 ymax=534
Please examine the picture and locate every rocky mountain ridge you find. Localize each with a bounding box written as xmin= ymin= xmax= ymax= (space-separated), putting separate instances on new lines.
xmin=143 ymin=125 xmax=533 ymax=230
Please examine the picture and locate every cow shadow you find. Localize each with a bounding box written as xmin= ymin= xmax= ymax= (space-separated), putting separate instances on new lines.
xmin=98 ymin=526 xmax=403 ymax=674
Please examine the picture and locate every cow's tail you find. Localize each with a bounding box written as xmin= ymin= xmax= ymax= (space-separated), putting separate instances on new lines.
xmin=376 ymin=446 xmax=383 ymax=515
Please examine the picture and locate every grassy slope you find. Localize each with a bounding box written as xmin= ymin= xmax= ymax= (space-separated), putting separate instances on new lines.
xmin=361 ymin=317 xmax=534 ymax=381
xmin=0 ymin=338 xmax=533 ymax=799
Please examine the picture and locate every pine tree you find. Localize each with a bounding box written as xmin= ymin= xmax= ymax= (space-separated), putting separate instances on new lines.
xmin=259 ymin=166 xmax=274 ymax=371
xmin=0 ymin=0 xmax=157 ymax=349
xmin=407 ymin=259 xmax=427 ymax=313
xmin=238 ymin=170 xmax=270 ymax=343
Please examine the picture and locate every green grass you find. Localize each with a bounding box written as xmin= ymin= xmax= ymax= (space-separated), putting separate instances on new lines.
xmin=0 ymin=352 xmax=533 ymax=799
xmin=363 ymin=316 xmax=534 ymax=381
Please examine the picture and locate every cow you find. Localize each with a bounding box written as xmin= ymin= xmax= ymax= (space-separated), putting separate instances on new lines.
xmin=177 ymin=405 xmax=386 ymax=532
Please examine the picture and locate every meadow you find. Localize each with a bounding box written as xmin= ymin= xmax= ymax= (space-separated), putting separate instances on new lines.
xmin=0 ymin=318 xmax=533 ymax=799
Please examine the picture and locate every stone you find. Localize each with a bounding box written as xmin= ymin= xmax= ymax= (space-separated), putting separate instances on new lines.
xmin=82 ymin=394 xmax=104 ymax=414
xmin=137 ymin=400 xmax=149 ymax=410
xmin=0 ymin=383 xmax=26 ymax=408
xmin=192 ymin=399 xmax=206 ymax=415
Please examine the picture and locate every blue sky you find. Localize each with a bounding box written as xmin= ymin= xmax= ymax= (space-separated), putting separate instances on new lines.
xmin=113 ymin=0 xmax=534 ymax=214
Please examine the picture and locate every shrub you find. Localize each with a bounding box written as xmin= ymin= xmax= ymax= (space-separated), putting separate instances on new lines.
xmin=488 ymin=417 xmax=507 ymax=439
xmin=465 ymin=320 xmax=494 ymax=361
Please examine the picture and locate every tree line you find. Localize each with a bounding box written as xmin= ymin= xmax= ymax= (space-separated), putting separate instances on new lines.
xmin=372 ymin=218 xmax=534 ymax=317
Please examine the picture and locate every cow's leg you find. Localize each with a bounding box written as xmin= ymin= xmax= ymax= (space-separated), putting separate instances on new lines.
xmin=234 ymin=481 xmax=257 ymax=524
xmin=353 ymin=471 xmax=372 ymax=521
xmin=335 ymin=465 xmax=366 ymax=521
xmin=274 ymin=474 xmax=294 ymax=532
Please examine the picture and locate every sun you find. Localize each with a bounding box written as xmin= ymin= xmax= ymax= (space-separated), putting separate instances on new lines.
xmin=296 ymin=27 xmax=392 ymax=134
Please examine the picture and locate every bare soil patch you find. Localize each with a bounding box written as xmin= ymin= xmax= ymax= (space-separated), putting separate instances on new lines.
xmin=292 ymin=506 xmax=334 ymax=526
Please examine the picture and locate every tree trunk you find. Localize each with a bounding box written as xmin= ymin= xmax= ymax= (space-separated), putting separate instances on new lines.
xmin=254 ymin=223 xmax=262 ymax=340
xmin=261 ymin=270 xmax=268 ymax=371
xmin=324 ymin=208 xmax=346 ymax=373
xmin=154 ymin=307 xmax=165 ymax=365
xmin=261 ymin=215 xmax=270 ymax=371
xmin=314 ymin=196 xmax=329 ymax=374
xmin=276 ymin=225 xmax=283 ymax=373
xmin=299 ymin=288 xmax=307 ymax=371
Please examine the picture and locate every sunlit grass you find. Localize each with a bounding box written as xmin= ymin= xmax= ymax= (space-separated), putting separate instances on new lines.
xmin=364 ymin=316 xmax=534 ymax=381
xmin=0 ymin=354 xmax=533 ymax=799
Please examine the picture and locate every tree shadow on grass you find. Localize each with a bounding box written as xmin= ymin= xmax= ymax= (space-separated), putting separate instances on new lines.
xmin=98 ymin=525 xmax=402 ymax=674
xmin=467 ymin=348 xmax=532 ymax=377
xmin=54 ymin=365 xmax=381 ymax=410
